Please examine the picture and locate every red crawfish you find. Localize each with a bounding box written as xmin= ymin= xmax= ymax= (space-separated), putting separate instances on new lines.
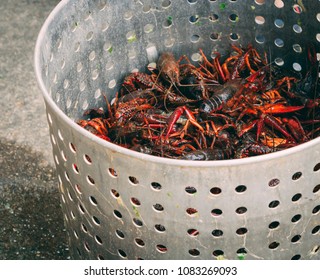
xmin=77 ymin=118 xmax=110 ymax=141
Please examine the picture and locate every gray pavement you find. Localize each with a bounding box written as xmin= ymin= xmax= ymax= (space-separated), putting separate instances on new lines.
xmin=0 ymin=0 xmax=70 ymax=259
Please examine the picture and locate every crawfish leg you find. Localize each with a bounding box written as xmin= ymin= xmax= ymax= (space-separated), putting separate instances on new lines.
xmin=262 ymin=114 xmax=296 ymax=143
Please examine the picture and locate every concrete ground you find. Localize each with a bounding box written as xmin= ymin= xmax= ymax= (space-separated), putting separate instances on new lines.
xmin=0 ymin=0 xmax=70 ymax=259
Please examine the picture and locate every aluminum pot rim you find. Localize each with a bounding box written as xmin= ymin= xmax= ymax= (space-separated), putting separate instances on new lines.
xmin=34 ymin=0 xmax=320 ymax=168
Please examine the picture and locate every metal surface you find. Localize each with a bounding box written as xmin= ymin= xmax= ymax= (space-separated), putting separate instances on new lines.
xmin=35 ymin=0 xmax=320 ymax=259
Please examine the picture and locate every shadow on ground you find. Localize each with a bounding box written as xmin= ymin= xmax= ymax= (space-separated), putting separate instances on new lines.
xmin=0 ymin=139 xmax=70 ymax=259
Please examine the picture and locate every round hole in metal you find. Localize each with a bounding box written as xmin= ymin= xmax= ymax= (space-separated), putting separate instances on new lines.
xmin=87 ymin=175 xmax=95 ymax=185
xmin=67 ymin=189 xmax=73 ymax=201
xmin=70 ymin=211 xmax=75 ymax=219
xmin=235 ymin=185 xmax=247 ymax=193
xmin=78 ymin=204 xmax=86 ymax=214
xmin=210 ymin=32 xmax=220 ymax=41
xmin=274 ymin=38 xmax=284 ymax=47
xmin=129 ymin=176 xmax=139 ymax=185
xmin=269 ymin=221 xmax=280 ymax=229
xmin=153 ymin=203 xmax=164 ymax=212
xmin=268 ymin=178 xmax=280 ymax=187
xmin=293 ymin=24 xmax=302 ymax=34
xmin=84 ymin=154 xmax=92 ymax=164
xmin=93 ymin=216 xmax=101 ymax=225
xmin=189 ymin=15 xmax=199 ymax=24
xmin=155 ymin=224 xmax=166 ymax=232
xmin=131 ymin=197 xmax=141 ymax=206
xmin=133 ymin=218 xmax=143 ymax=227
xmin=313 ymin=184 xmax=320 ymax=194
xmin=163 ymin=16 xmax=173 ymax=28
xmin=275 ymin=57 xmax=284 ymax=66
xmin=81 ymin=223 xmax=88 ymax=233
xmin=162 ymin=0 xmax=171 ymax=8
xmin=187 ymin=229 xmax=199 ymax=237
xmin=291 ymin=254 xmax=301 ymax=260
xmin=230 ymin=33 xmax=239 ymax=41
xmin=274 ymin=18 xmax=284 ymax=28
xmin=229 ymin=14 xmax=239 ymax=23
xmin=255 ymin=16 xmax=265 ymax=25
xmin=212 ymin=250 xmax=224 ymax=257
xmin=86 ymin=31 xmax=94 ymax=41
xmin=189 ymin=249 xmax=200 ymax=256
xmin=212 ymin=229 xmax=223 ymax=237
xmin=111 ymin=189 xmax=120 ymax=198
xmin=312 ymin=205 xmax=320 ymax=214
xmin=274 ymin=0 xmax=284 ymax=8
xmin=236 ymin=227 xmax=248 ymax=235
xmin=292 ymin=171 xmax=302 ymax=180
xmin=69 ymin=142 xmax=76 ymax=153
xmin=115 ymin=229 xmax=125 ymax=239
xmin=293 ymin=62 xmax=302 ymax=72
xmin=95 ymin=235 xmax=103 ymax=245
xmin=209 ymin=14 xmax=219 ymax=22
xmin=237 ymin=248 xmax=247 ymax=258
xmin=98 ymin=255 xmax=105 ymax=260
xmin=185 ymin=186 xmax=197 ymax=194
xmin=156 ymin=244 xmax=167 ymax=253
xmin=142 ymin=4 xmax=151 ymax=13
xmin=75 ymin=184 xmax=82 ymax=194
xmin=269 ymin=241 xmax=280 ymax=249
xmin=61 ymin=150 xmax=67 ymax=162
xmin=235 ymin=206 xmax=247 ymax=214
xmin=292 ymin=4 xmax=303 ymax=14
xmin=190 ymin=34 xmax=200 ymax=43
xmin=269 ymin=200 xmax=280 ymax=208
xmin=118 ymin=249 xmax=127 ymax=258
xmin=151 ymin=182 xmax=162 ymax=191
xmin=72 ymin=164 xmax=79 ymax=174
xmin=186 ymin=207 xmax=198 ymax=216
xmin=255 ymin=34 xmax=266 ymax=44
xmin=291 ymin=234 xmax=301 ymax=243
xmin=293 ymin=44 xmax=302 ymax=53
xmin=113 ymin=210 xmax=122 ymax=219
xmin=211 ymin=208 xmax=223 ymax=216
xmin=210 ymin=187 xmax=222 ymax=195
xmin=84 ymin=242 xmax=90 ymax=252
xmin=313 ymin=163 xmax=320 ymax=172
xmin=292 ymin=193 xmax=302 ymax=202
xmin=89 ymin=196 xmax=98 ymax=206
xmin=108 ymin=168 xmax=118 ymax=178
xmin=311 ymin=225 xmax=320 ymax=235
xmin=144 ymin=23 xmax=154 ymax=34
xmin=291 ymin=214 xmax=302 ymax=223
xmin=135 ymin=238 xmax=145 ymax=247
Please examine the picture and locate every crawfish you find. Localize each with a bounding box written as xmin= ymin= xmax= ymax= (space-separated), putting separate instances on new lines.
xmin=157 ymin=52 xmax=180 ymax=85
xmin=235 ymin=133 xmax=279 ymax=158
xmin=77 ymin=118 xmax=110 ymax=141
xmin=199 ymin=79 xmax=243 ymax=115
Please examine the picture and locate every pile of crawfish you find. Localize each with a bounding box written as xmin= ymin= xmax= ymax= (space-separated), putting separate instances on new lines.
xmin=77 ymin=44 xmax=320 ymax=160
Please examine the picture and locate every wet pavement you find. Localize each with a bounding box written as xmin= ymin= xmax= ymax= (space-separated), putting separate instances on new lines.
xmin=0 ymin=0 xmax=70 ymax=259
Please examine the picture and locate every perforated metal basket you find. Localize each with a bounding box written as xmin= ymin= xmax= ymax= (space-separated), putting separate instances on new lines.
xmin=35 ymin=0 xmax=320 ymax=260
